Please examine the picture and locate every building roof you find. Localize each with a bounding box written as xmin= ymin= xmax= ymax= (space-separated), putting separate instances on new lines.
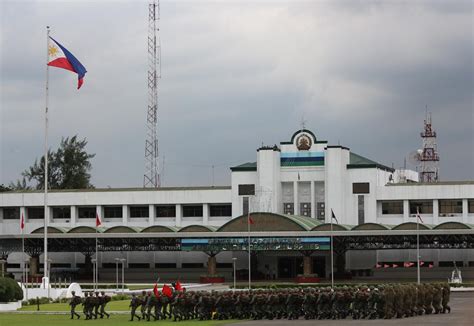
xmin=230 ymin=162 xmax=257 ymax=172
xmin=347 ymin=152 xmax=395 ymax=172
xmin=1 ymin=186 xmax=231 ymax=194
xmin=386 ymin=181 xmax=474 ymax=186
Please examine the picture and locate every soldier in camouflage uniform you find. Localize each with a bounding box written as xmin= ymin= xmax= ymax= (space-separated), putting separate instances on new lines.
xmin=129 ymin=293 xmax=142 ymax=321
xmin=69 ymin=290 xmax=82 ymax=319
xmin=99 ymin=291 xmax=110 ymax=319
xmin=139 ymin=290 xmax=148 ymax=320
xmin=432 ymin=283 xmax=443 ymax=314
xmin=82 ymin=292 xmax=91 ymax=320
xmin=441 ymin=283 xmax=451 ymax=313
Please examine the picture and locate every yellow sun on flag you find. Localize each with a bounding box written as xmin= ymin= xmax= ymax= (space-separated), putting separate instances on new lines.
xmin=48 ymin=45 xmax=59 ymax=58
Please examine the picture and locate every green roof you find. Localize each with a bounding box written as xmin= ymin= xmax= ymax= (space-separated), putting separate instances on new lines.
xmin=347 ymin=152 xmax=394 ymax=172
xmin=230 ymin=162 xmax=257 ymax=172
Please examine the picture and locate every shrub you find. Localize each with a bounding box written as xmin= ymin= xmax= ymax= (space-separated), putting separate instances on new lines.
xmin=0 ymin=277 xmax=23 ymax=302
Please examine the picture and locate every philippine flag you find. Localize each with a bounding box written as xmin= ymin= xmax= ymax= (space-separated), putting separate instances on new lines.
xmin=48 ymin=37 xmax=87 ymax=89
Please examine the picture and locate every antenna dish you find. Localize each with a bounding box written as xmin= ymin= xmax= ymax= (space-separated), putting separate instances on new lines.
xmin=407 ymin=150 xmax=422 ymax=165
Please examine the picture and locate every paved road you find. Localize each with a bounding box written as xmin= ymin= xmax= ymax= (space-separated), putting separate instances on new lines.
xmin=228 ymin=292 xmax=474 ymax=326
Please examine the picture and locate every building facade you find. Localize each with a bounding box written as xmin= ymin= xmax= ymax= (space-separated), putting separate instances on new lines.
xmin=1 ymin=129 xmax=473 ymax=281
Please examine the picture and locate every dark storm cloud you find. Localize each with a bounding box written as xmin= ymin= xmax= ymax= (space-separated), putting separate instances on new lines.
xmin=1 ymin=0 xmax=473 ymax=187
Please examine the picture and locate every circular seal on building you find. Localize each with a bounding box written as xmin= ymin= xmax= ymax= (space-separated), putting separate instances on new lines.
xmin=296 ymin=134 xmax=312 ymax=150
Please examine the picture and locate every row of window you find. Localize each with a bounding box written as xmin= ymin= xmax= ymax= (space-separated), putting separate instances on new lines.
xmin=1 ymin=204 xmax=232 ymax=220
xmin=282 ymin=202 xmax=325 ymax=220
xmin=382 ymin=200 xmax=474 ymax=215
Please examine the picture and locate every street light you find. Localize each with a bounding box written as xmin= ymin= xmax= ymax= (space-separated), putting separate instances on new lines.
xmin=91 ymin=258 xmax=97 ymax=291
xmin=232 ymin=257 xmax=237 ymax=291
xmin=114 ymin=258 xmax=120 ymax=292
xmin=119 ymin=258 xmax=126 ymax=294
xmin=46 ymin=258 xmax=52 ymax=298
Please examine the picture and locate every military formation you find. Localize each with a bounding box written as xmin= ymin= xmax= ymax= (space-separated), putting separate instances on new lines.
xmin=126 ymin=283 xmax=451 ymax=321
xmin=69 ymin=290 xmax=111 ymax=320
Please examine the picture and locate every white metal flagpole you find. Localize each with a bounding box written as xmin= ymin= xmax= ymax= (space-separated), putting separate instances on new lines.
xmin=417 ymin=207 xmax=421 ymax=284
xmin=330 ymin=209 xmax=334 ymax=289
xmin=43 ymin=26 xmax=51 ymax=291
xmin=248 ymin=197 xmax=251 ymax=290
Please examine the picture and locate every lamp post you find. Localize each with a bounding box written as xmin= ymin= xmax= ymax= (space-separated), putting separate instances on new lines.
xmin=232 ymin=257 xmax=237 ymax=291
xmin=91 ymin=258 xmax=97 ymax=291
xmin=120 ymin=258 xmax=126 ymax=294
xmin=115 ymin=258 xmax=120 ymax=292
xmin=46 ymin=258 xmax=52 ymax=298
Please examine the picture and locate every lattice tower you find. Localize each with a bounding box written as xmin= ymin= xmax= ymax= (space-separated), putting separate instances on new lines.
xmin=419 ymin=113 xmax=439 ymax=182
xmin=143 ymin=0 xmax=161 ymax=187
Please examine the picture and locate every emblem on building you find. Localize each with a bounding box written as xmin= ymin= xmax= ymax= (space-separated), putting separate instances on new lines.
xmin=296 ymin=134 xmax=312 ymax=150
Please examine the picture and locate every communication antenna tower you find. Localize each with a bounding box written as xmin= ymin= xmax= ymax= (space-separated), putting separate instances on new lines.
xmin=419 ymin=112 xmax=439 ymax=182
xmin=143 ymin=0 xmax=161 ymax=187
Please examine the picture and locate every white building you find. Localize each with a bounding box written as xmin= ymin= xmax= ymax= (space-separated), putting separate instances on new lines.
xmin=1 ymin=129 xmax=473 ymax=281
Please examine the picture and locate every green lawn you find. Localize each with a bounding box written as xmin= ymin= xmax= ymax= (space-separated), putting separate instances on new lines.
xmin=0 ymin=314 xmax=236 ymax=326
xmin=20 ymin=299 xmax=130 ymax=312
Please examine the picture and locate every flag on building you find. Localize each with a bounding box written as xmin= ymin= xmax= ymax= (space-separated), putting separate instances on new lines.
xmin=20 ymin=212 xmax=25 ymax=231
xmin=375 ymin=263 xmax=382 ymax=268
xmin=383 ymin=264 xmax=390 ymax=268
xmin=248 ymin=214 xmax=254 ymax=225
xmin=420 ymin=261 xmax=425 ymax=266
xmin=404 ymin=262 xmax=415 ymax=268
xmin=48 ymin=37 xmax=87 ymax=89
xmin=392 ymin=264 xmax=398 ymax=268
xmin=428 ymin=263 xmax=434 ymax=269
xmin=416 ymin=208 xmax=424 ymax=224
xmin=96 ymin=213 xmax=102 ymax=227
xmin=331 ymin=209 xmax=339 ymax=224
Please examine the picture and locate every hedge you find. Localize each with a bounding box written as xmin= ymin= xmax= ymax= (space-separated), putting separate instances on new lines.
xmin=0 ymin=277 xmax=23 ymax=303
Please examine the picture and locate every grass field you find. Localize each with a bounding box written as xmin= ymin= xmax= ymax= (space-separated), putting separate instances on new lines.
xmin=0 ymin=314 xmax=236 ymax=326
xmin=19 ymin=299 xmax=130 ymax=311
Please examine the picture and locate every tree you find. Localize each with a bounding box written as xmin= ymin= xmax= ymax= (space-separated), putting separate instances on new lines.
xmin=12 ymin=135 xmax=95 ymax=190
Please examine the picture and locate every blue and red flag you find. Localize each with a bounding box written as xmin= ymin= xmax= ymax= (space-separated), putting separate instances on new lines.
xmin=48 ymin=37 xmax=87 ymax=89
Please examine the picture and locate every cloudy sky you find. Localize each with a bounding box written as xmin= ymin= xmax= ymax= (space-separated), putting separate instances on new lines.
xmin=1 ymin=0 xmax=473 ymax=188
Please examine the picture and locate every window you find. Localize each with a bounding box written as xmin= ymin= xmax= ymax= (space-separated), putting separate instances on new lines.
xmin=155 ymin=263 xmax=176 ymax=268
xmin=300 ymin=203 xmax=311 ymax=217
xmin=128 ymin=263 xmax=150 ymax=269
xmin=28 ymin=207 xmax=44 ymax=219
xmin=382 ymin=201 xmax=403 ymax=215
xmin=283 ymin=203 xmax=294 ymax=215
xmin=182 ymin=263 xmax=204 ymax=268
xmin=358 ymin=195 xmax=365 ymax=224
xmin=317 ymin=202 xmax=325 ymax=220
xmin=182 ymin=205 xmax=203 ymax=217
xmin=353 ymin=183 xmax=370 ymax=194
xmin=243 ymin=197 xmax=249 ymax=215
xmin=468 ymin=200 xmax=474 ymax=213
xmin=216 ymin=263 xmax=232 ymax=268
xmin=130 ymin=206 xmax=149 ymax=218
xmin=78 ymin=206 xmax=96 ymax=219
xmin=2 ymin=207 xmax=20 ymax=220
xmin=52 ymin=206 xmax=70 ymax=219
xmin=238 ymin=184 xmax=255 ymax=196
xmin=156 ymin=205 xmax=176 ymax=218
xmin=438 ymin=261 xmax=463 ymax=268
xmin=409 ymin=201 xmax=433 ymax=214
xmin=104 ymin=206 xmax=123 ymax=218
xmin=209 ymin=204 xmax=231 ymax=217
xmin=439 ymin=200 xmax=462 ymax=215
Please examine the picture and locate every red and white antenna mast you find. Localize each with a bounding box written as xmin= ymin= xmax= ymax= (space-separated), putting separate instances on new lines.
xmin=419 ymin=112 xmax=439 ymax=182
xmin=143 ymin=0 xmax=161 ymax=187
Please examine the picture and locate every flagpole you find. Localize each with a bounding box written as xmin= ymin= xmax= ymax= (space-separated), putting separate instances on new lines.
xmin=417 ymin=207 xmax=420 ymax=284
xmin=95 ymin=228 xmax=98 ymax=290
xmin=330 ymin=210 xmax=334 ymax=289
xmin=248 ymin=197 xmax=251 ymax=290
xmin=43 ymin=26 xmax=50 ymax=292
